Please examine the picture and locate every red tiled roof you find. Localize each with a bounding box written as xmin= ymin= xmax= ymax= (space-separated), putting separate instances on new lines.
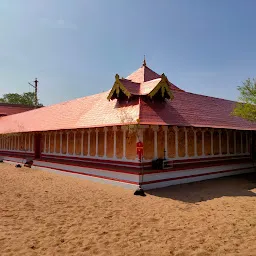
xmin=119 ymin=79 xmax=140 ymax=95
xmin=140 ymin=79 xmax=162 ymax=95
xmin=0 ymin=64 xmax=255 ymax=134
xmin=126 ymin=65 xmax=161 ymax=83
xmin=139 ymin=91 xmax=256 ymax=130
xmin=0 ymin=103 xmax=37 ymax=116
xmin=0 ymin=92 xmax=140 ymax=134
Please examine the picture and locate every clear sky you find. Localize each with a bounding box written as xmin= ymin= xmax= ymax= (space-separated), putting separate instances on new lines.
xmin=1 ymin=0 xmax=256 ymax=106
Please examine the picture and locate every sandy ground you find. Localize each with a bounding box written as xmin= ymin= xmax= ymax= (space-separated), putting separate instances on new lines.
xmin=0 ymin=163 xmax=256 ymax=256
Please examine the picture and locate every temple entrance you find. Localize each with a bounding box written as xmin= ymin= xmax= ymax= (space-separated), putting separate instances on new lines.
xmin=34 ymin=133 xmax=42 ymax=159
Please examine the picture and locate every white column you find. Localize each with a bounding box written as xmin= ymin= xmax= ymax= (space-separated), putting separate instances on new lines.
xmin=73 ymin=131 xmax=76 ymax=156
xmin=18 ymin=135 xmax=20 ymax=151
xmin=184 ymin=127 xmax=188 ymax=157
xmin=193 ymin=128 xmax=197 ymax=157
xmin=121 ymin=126 xmax=127 ymax=160
xmin=48 ymin=132 xmax=51 ymax=153
xmin=240 ymin=131 xmax=243 ymax=154
xmin=95 ymin=128 xmax=99 ymax=157
xmin=163 ymin=126 xmax=168 ymax=158
xmin=80 ymin=130 xmax=84 ymax=156
xmin=210 ymin=129 xmax=214 ymax=155
xmin=227 ymin=130 xmax=230 ymax=155
xmin=104 ymin=127 xmax=108 ymax=158
xmin=153 ymin=126 xmax=159 ymax=159
xmin=10 ymin=136 xmax=12 ymax=151
xmin=246 ymin=132 xmax=249 ymax=153
xmin=219 ymin=130 xmax=222 ymax=155
xmin=87 ymin=130 xmax=91 ymax=157
xmin=173 ymin=126 xmax=179 ymax=158
xmin=60 ymin=132 xmax=63 ymax=154
xmin=202 ymin=129 xmax=205 ymax=156
xmin=234 ymin=131 xmax=236 ymax=154
xmin=66 ymin=131 xmax=69 ymax=155
xmin=54 ymin=131 xmax=57 ymax=154
xmin=113 ymin=126 xmax=117 ymax=159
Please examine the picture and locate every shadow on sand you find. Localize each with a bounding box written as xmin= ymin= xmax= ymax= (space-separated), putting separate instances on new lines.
xmin=146 ymin=172 xmax=256 ymax=203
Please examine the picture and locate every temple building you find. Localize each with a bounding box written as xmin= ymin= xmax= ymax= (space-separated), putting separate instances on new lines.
xmin=0 ymin=60 xmax=255 ymax=189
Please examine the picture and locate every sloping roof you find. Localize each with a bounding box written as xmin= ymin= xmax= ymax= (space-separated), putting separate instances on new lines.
xmin=0 ymin=92 xmax=140 ymax=134
xmin=0 ymin=103 xmax=38 ymax=116
xmin=139 ymin=91 xmax=256 ymax=130
xmin=0 ymin=63 xmax=255 ymax=134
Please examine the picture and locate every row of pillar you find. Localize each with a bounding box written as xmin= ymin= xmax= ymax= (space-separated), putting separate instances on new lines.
xmin=44 ymin=126 xmax=129 ymax=160
xmin=152 ymin=126 xmax=249 ymax=159
xmin=0 ymin=133 xmax=34 ymax=152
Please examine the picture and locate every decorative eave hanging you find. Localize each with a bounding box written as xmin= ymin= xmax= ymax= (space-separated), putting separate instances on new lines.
xmin=107 ymin=74 xmax=132 ymax=101
xmin=147 ymin=73 xmax=174 ymax=100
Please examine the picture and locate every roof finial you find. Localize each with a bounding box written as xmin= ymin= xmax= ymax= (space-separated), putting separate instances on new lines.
xmin=143 ymin=55 xmax=146 ymax=66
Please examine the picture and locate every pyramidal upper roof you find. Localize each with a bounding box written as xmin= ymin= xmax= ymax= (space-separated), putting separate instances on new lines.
xmin=126 ymin=60 xmax=183 ymax=91
xmin=126 ymin=61 xmax=161 ymax=83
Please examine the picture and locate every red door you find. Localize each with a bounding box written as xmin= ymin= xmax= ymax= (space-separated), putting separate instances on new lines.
xmin=34 ymin=133 xmax=42 ymax=159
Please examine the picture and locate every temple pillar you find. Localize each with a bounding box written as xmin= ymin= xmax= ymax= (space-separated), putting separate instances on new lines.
xmin=227 ymin=130 xmax=230 ymax=155
xmin=193 ymin=128 xmax=197 ymax=157
xmin=113 ymin=126 xmax=117 ymax=159
xmin=95 ymin=128 xmax=99 ymax=157
xmin=32 ymin=134 xmax=34 ymax=152
xmin=48 ymin=132 xmax=51 ymax=153
xmin=80 ymin=130 xmax=84 ymax=156
xmin=28 ymin=134 xmax=31 ymax=151
xmin=218 ymin=130 xmax=222 ymax=155
xmin=184 ymin=127 xmax=188 ymax=157
xmin=73 ymin=130 xmax=76 ymax=156
xmin=152 ymin=125 xmax=159 ymax=159
xmin=104 ymin=127 xmax=108 ymax=158
xmin=18 ymin=135 xmax=20 ymax=151
xmin=54 ymin=131 xmax=57 ymax=154
xmin=66 ymin=131 xmax=69 ymax=155
xmin=60 ymin=132 xmax=63 ymax=154
xmin=44 ymin=133 xmax=46 ymax=153
xmin=121 ymin=126 xmax=127 ymax=160
xmin=173 ymin=126 xmax=179 ymax=158
xmin=163 ymin=126 xmax=168 ymax=158
xmin=87 ymin=129 xmax=91 ymax=157
xmin=202 ymin=129 xmax=205 ymax=156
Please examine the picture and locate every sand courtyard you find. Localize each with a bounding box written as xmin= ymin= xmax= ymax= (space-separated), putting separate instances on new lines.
xmin=0 ymin=163 xmax=255 ymax=256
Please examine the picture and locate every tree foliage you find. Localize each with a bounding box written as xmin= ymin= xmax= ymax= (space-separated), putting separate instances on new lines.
xmin=0 ymin=92 xmax=43 ymax=106
xmin=233 ymin=78 xmax=256 ymax=122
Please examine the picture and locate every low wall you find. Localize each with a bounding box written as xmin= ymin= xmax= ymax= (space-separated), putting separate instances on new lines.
xmin=1 ymin=153 xmax=254 ymax=190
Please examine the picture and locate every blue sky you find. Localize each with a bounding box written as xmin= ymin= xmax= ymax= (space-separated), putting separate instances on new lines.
xmin=1 ymin=0 xmax=256 ymax=105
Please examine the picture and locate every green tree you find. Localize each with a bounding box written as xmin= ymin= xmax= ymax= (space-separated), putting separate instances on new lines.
xmin=233 ymin=78 xmax=256 ymax=122
xmin=0 ymin=92 xmax=43 ymax=106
